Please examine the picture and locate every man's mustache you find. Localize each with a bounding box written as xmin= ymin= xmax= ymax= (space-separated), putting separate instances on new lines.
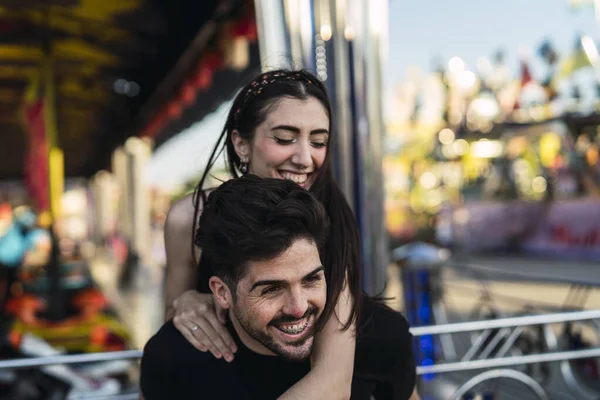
xmin=269 ymin=306 xmax=317 ymax=326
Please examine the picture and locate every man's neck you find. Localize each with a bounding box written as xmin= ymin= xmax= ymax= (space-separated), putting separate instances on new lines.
xmin=228 ymin=310 xmax=276 ymax=357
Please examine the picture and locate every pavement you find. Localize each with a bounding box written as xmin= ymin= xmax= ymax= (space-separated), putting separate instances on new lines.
xmin=89 ymin=253 xmax=165 ymax=350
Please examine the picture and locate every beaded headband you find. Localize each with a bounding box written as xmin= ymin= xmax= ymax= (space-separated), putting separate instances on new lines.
xmin=234 ymin=71 xmax=314 ymax=126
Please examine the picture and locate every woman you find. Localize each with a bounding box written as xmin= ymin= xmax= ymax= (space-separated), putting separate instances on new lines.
xmin=164 ymin=69 xmax=362 ymax=398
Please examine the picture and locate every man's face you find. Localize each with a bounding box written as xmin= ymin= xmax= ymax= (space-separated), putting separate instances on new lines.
xmin=230 ymin=238 xmax=326 ymax=362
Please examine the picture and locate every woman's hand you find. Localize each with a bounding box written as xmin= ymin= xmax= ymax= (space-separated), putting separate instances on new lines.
xmin=171 ymin=290 xmax=237 ymax=362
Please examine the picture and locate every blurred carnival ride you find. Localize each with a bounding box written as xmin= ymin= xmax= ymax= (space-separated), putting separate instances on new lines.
xmin=0 ymin=204 xmax=136 ymax=398
xmin=384 ymin=36 xmax=600 ymax=262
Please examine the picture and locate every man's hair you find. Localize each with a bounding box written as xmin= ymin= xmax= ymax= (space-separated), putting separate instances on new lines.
xmin=195 ymin=175 xmax=330 ymax=290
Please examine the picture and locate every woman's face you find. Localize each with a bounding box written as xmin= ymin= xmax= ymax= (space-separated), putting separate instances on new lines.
xmin=233 ymin=97 xmax=329 ymax=190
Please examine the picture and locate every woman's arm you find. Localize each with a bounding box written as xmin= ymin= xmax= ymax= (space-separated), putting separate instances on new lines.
xmin=410 ymin=387 xmax=421 ymax=400
xmin=278 ymin=281 xmax=355 ymax=400
xmin=164 ymin=194 xmax=236 ymax=359
xmin=164 ymin=194 xmax=198 ymax=318
xmin=277 ymin=333 xmax=354 ymax=400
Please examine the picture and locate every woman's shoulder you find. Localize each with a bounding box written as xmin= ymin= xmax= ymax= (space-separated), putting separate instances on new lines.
xmin=165 ymin=188 xmax=215 ymax=231
xmin=165 ymin=188 xmax=222 ymax=240
xmin=164 ymin=194 xmax=196 ymax=234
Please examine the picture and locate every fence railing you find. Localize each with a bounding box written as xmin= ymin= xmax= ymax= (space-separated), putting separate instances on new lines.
xmin=409 ymin=307 xmax=600 ymax=399
xmin=408 ymin=309 xmax=600 ymax=375
xmin=1 ymin=310 xmax=598 ymax=374
xmin=0 ymin=349 xmax=143 ymax=370
xmin=1 ymin=308 xmax=599 ymax=399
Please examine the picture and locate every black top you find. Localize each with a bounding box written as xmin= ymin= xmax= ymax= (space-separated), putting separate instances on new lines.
xmin=140 ymin=297 xmax=416 ymax=399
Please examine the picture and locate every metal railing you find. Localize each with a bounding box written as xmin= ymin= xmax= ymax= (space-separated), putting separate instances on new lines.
xmin=0 ymin=350 xmax=143 ymax=399
xmin=416 ymin=347 xmax=600 ymax=375
xmin=451 ymin=369 xmax=549 ymax=400
xmin=73 ymin=394 xmax=139 ymax=400
xmin=410 ymin=309 xmax=600 ymax=337
xmin=407 ymin=309 xmax=600 ymax=376
xmin=1 ymin=311 xmax=597 ymax=376
xmin=392 ymin=242 xmax=600 ymax=398
xmin=0 ymin=311 xmax=598 ymax=399
xmin=407 ymin=309 xmax=600 ymax=399
xmin=0 ymin=349 xmax=143 ymax=370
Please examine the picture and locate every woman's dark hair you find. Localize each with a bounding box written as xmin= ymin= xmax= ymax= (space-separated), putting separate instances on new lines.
xmin=192 ymin=69 xmax=362 ymax=332
xmin=196 ymin=175 xmax=329 ymax=295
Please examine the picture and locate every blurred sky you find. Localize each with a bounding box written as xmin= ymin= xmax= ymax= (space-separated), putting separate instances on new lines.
xmin=147 ymin=0 xmax=600 ymax=189
xmin=385 ymin=0 xmax=598 ymax=83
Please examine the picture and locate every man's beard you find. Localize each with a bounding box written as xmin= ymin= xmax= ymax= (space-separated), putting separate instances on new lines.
xmin=233 ymin=304 xmax=318 ymax=362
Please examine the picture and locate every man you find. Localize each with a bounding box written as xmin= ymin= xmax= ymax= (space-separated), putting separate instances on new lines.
xmin=140 ymin=176 xmax=417 ymax=399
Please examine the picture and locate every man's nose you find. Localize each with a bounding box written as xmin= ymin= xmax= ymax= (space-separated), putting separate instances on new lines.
xmin=283 ymin=290 xmax=308 ymax=319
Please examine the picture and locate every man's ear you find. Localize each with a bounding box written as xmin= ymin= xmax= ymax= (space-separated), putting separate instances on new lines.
xmin=231 ymin=130 xmax=250 ymax=162
xmin=209 ymin=276 xmax=233 ymax=310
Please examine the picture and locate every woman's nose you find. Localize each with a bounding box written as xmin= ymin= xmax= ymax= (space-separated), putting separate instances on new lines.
xmin=292 ymin=142 xmax=312 ymax=169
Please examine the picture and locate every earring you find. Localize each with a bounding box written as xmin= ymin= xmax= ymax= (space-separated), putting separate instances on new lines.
xmin=240 ymin=161 xmax=249 ymax=174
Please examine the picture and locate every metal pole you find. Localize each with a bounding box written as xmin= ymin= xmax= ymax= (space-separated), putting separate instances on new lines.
xmin=410 ymin=309 xmax=600 ymax=336
xmin=329 ymin=0 xmax=354 ymax=207
xmin=283 ymin=0 xmax=316 ymax=70
xmin=0 ymin=350 xmax=143 ymax=370
xmin=362 ymin=0 xmax=389 ymax=294
xmin=253 ymin=0 xmax=292 ymax=70
xmin=339 ymin=0 xmax=388 ymax=294
xmin=416 ymin=347 xmax=600 ymax=375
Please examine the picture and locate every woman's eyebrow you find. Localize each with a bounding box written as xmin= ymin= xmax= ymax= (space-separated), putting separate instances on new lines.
xmin=271 ymin=125 xmax=300 ymax=133
xmin=271 ymin=125 xmax=329 ymax=135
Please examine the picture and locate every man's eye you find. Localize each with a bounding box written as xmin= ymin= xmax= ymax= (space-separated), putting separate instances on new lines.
xmin=304 ymin=275 xmax=321 ymax=284
xmin=262 ymin=286 xmax=281 ymax=295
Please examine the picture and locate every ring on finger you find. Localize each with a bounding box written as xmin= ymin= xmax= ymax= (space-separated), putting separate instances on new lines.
xmin=189 ymin=325 xmax=200 ymax=334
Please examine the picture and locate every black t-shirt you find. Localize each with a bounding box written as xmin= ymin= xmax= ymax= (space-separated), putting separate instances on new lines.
xmin=352 ymin=298 xmax=416 ymax=399
xmin=140 ymin=297 xmax=415 ymax=400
